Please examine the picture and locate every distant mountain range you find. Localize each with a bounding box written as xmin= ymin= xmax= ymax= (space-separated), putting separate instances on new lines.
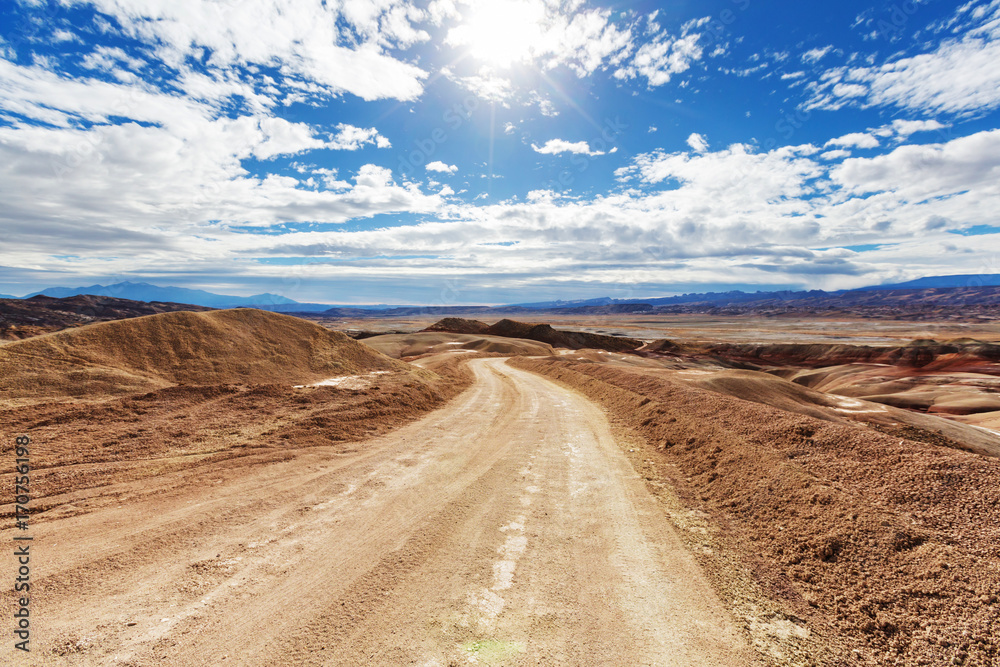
xmin=6 ymin=274 xmax=1000 ymax=313
xmin=8 ymin=281 xmax=338 ymax=311
xmin=24 ymin=281 xmax=299 ymax=308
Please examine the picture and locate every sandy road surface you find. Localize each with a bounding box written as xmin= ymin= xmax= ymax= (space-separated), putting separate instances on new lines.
xmin=3 ymin=358 xmax=754 ymax=666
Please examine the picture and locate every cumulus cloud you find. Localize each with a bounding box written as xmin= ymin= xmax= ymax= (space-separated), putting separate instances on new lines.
xmin=328 ymin=124 xmax=391 ymax=150
xmin=886 ymin=119 xmax=948 ymax=138
xmin=614 ymin=26 xmax=705 ymax=86
xmin=5 ymin=0 xmax=1000 ymax=297
xmin=443 ymin=67 xmax=514 ymax=102
xmin=832 ymin=128 xmax=1000 ymax=198
xmin=805 ymin=2 xmax=1000 ymax=115
xmin=531 ymin=139 xmax=606 ymax=156
xmin=426 ymin=160 xmax=458 ymax=174
xmin=4 ymin=112 xmax=1000 ymax=296
xmin=68 ymin=0 xmax=430 ymax=101
xmin=51 ymin=29 xmax=78 ymax=43
xmin=820 ymin=149 xmax=851 ymax=160
xmin=825 ymin=132 xmax=879 ymax=149
xmin=686 ymin=133 xmax=708 ymax=153
xmin=80 ymin=45 xmax=146 ymax=73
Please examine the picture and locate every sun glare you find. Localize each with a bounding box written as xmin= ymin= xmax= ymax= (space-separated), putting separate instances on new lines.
xmin=450 ymin=0 xmax=546 ymax=67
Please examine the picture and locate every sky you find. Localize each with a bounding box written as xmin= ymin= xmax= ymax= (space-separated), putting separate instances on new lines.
xmin=1 ymin=0 xmax=1000 ymax=305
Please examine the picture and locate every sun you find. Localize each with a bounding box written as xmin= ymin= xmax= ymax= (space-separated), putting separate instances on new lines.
xmin=448 ymin=0 xmax=546 ymax=68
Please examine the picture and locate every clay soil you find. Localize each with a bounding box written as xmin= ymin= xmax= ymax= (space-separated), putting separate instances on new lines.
xmin=509 ymin=357 xmax=1000 ymax=667
xmin=0 ymin=359 xmax=759 ymax=666
xmin=310 ymin=313 xmax=1000 ymax=345
xmin=4 ymin=307 xmax=1000 ymax=666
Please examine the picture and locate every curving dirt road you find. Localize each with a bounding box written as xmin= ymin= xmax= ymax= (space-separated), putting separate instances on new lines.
xmin=3 ymin=358 xmax=755 ymax=666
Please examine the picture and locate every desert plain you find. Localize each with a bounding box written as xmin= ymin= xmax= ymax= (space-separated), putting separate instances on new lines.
xmin=1 ymin=304 xmax=998 ymax=666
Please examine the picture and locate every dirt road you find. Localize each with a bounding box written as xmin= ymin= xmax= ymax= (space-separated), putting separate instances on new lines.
xmin=3 ymin=358 xmax=755 ymax=666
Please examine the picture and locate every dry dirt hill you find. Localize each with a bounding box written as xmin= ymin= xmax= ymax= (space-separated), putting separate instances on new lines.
xmin=439 ymin=318 xmax=646 ymax=352
xmin=362 ymin=331 xmax=554 ymax=359
xmin=420 ymin=316 xmax=490 ymax=334
xmin=0 ymin=294 xmax=214 ymax=340
xmin=640 ymin=337 xmax=1000 ymax=426
xmin=690 ymin=339 xmax=1000 ymax=372
xmin=0 ymin=308 xmax=410 ymax=399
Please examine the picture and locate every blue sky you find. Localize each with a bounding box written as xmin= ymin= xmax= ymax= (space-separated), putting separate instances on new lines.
xmin=2 ymin=0 xmax=1000 ymax=304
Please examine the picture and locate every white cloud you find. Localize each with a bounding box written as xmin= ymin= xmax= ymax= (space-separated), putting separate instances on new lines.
xmin=831 ymin=82 xmax=867 ymax=99
xmin=820 ymin=149 xmax=851 ymax=160
xmin=427 ymin=0 xmax=459 ymax=25
xmin=536 ymin=96 xmax=558 ymax=117
xmin=69 ymin=0 xmax=429 ymax=101
xmin=443 ymin=67 xmax=514 ymax=102
xmin=312 ymin=168 xmax=351 ymax=190
xmin=805 ymin=2 xmax=1000 ymax=115
xmin=802 ymin=45 xmax=833 ymax=63
xmin=264 ymin=129 xmax=999 ymax=289
xmin=614 ymin=30 xmax=704 ymax=86
xmin=618 ymin=142 xmax=824 ymax=206
xmin=52 ymin=29 xmax=79 ymax=43
xmin=328 ymin=124 xmax=391 ymax=151
xmin=7 ymin=0 xmax=1000 ymax=296
xmin=832 ymin=129 xmax=1000 ymax=199
xmin=0 ymin=52 xmax=444 ymax=255
xmin=353 ymin=164 xmax=394 ymax=188
xmin=0 ymin=59 xmax=214 ymax=129
xmin=686 ymin=132 xmax=708 ymax=153
xmin=825 ymin=132 xmax=879 ymax=149
xmin=80 ymin=46 xmax=146 ymax=73
xmin=5 ymin=105 xmax=1000 ymax=296
xmin=531 ymin=139 xmax=606 ymax=156
xmin=426 ymin=161 xmax=458 ymax=174
xmin=888 ymin=119 xmax=948 ymax=138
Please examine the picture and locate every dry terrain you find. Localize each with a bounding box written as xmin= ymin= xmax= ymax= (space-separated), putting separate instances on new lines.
xmin=0 ymin=295 xmax=213 ymax=341
xmin=3 ymin=308 xmax=999 ymax=666
xmin=306 ymin=312 xmax=1000 ymax=345
xmin=508 ymin=356 xmax=1000 ymax=666
xmin=2 ymin=352 xmax=759 ymax=666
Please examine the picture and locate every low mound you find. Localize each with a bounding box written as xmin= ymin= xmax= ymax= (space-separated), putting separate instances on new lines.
xmin=484 ymin=318 xmax=536 ymax=339
xmin=701 ymin=339 xmax=1000 ymax=372
xmin=673 ymin=368 xmax=1000 ymax=455
xmin=484 ymin=318 xmax=643 ymax=352
xmin=0 ymin=293 xmax=213 ymax=340
xmin=676 ymin=369 xmax=854 ymax=423
xmin=421 ymin=317 xmax=490 ymax=334
xmin=0 ymin=309 xmax=408 ymax=398
xmin=640 ymin=338 xmax=679 ymax=354
xmin=362 ymin=332 xmax=554 ymax=359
